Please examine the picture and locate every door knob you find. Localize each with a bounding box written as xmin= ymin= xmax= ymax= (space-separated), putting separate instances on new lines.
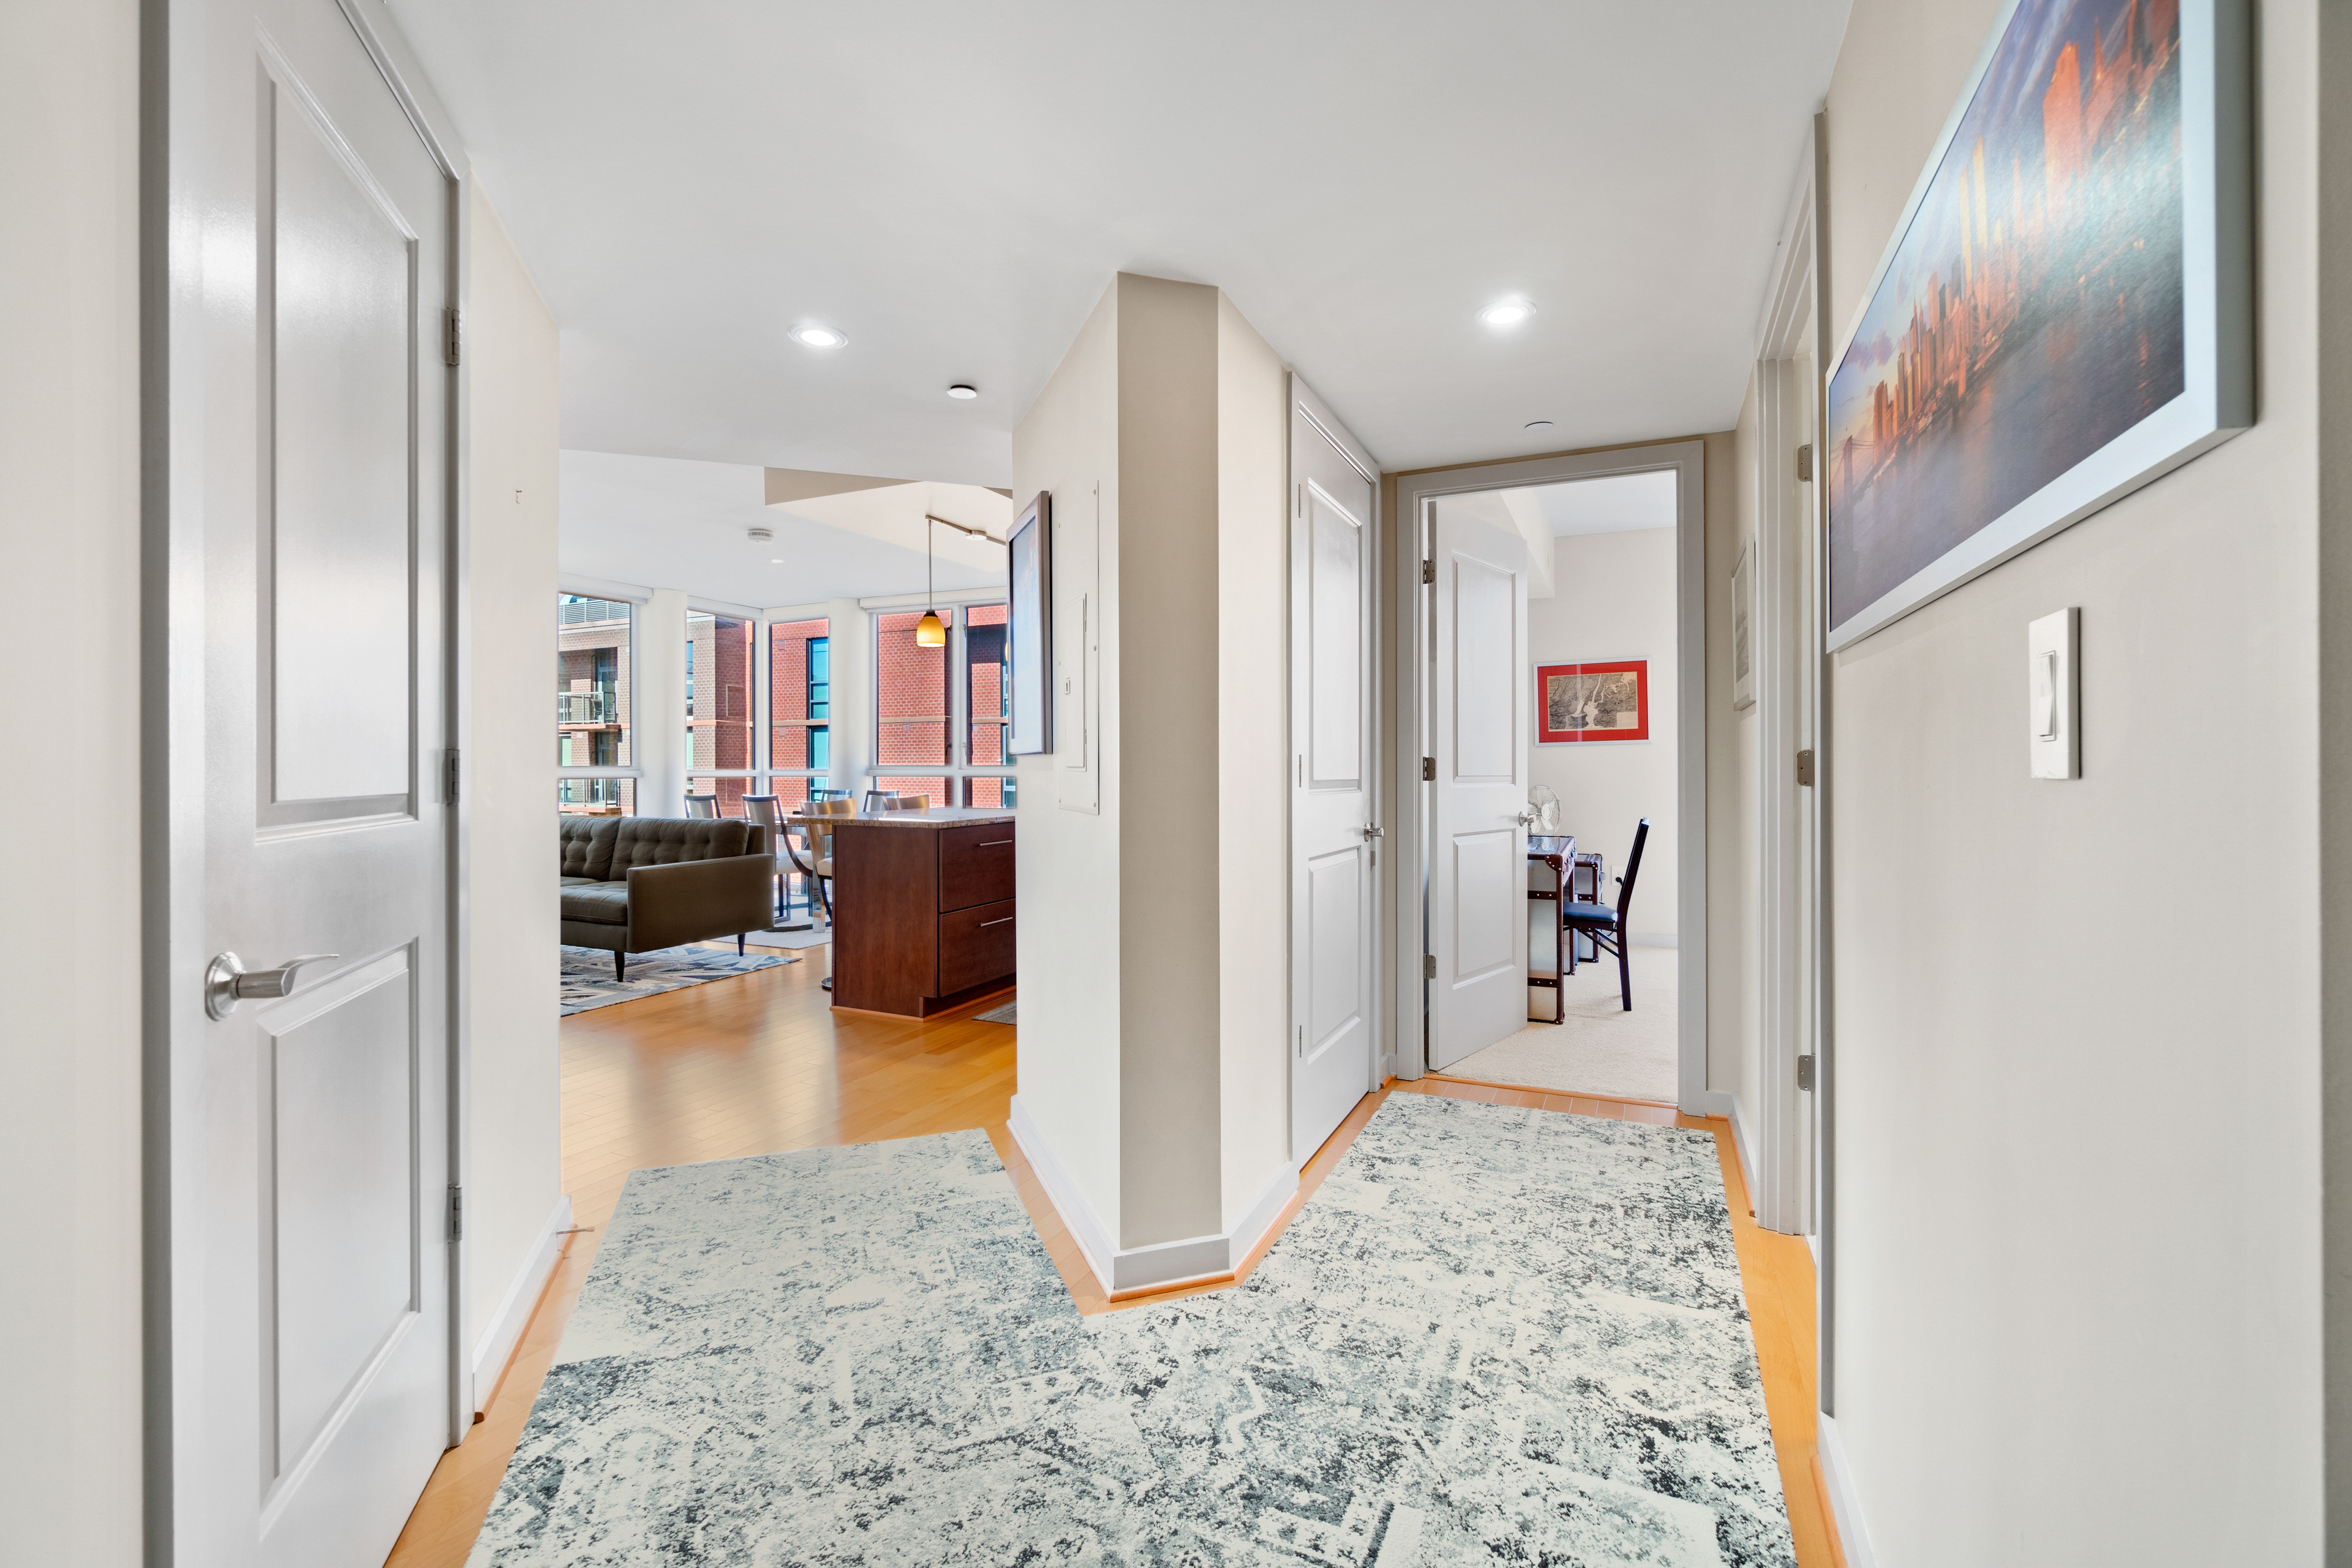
xmin=1361 ymin=823 xmax=1384 ymax=841
xmin=206 ymin=952 xmax=340 ymax=1021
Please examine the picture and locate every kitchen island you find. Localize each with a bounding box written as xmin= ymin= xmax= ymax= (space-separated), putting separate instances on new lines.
xmin=824 ymin=807 xmax=1016 ymax=1017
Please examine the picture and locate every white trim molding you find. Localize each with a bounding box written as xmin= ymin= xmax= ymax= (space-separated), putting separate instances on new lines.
xmin=1815 ymin=1413 xmax=1879 ymax=1568
xmin=469 ymin=1194 xmax=572 ymax=1413
xmin=1008 ymin=1096 xmax=1299 ymax=1296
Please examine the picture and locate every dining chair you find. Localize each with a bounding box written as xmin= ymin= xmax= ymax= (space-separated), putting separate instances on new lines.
xmin=861 ymin=789 xmax=900 ymax=812
xmin=787 ymin=798 xmax=857 ymax=925
xmin=1560 ymin=818 xmax=1649 ymax=1011
xmin=684 ymin=794 xmax=719 ymax=818
xmin=741 ymin=795 xmax=803 ymax=926
xmin=877 ymin=794 xmax=929 ymax=812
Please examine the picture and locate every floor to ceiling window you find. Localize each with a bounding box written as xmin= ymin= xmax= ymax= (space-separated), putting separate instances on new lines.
xmin=687 ymin=609 xmax=758 ymax=815
xmin=557 ymin=592 xmax=636 ymax=815
xmin=872 ymin=603 xmax=1014 ymax=808
xmin=769 ymin=617 xmax=830 ymax=809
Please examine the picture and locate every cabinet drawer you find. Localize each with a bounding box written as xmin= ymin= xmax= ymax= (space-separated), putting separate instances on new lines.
xmin=938 ymin=899 xmax=1016 ymax=996
xmin=939 ymin=822 xmax=1016 ymax=912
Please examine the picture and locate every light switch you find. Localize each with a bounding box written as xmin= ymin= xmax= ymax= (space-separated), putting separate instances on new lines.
xmin=2028 ymin=608 xmax=2078 ymax=780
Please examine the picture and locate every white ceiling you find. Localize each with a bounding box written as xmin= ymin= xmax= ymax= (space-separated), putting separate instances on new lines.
xmin=558 ymin=451 xmax=1006 ymax=606
xmin=391 ymin=1 xmax=1851 ymax=486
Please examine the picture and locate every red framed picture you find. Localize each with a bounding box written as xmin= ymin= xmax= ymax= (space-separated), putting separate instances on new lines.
xmin=1536 ymin=659 xmax=1649 ymax=744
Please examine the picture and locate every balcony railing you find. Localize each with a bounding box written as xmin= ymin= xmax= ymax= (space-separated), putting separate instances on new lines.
xmin=557 ymin=689 xmax=620 ymax=725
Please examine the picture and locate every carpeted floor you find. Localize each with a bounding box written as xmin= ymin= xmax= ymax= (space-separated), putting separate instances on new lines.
xmin=1450 ymin=944 xmax=1680 ymax=1102
xmin=558 ymin=944 xmax=795 ymax=1015
xmin=467 ymin=1092 xmax=1792 ymax=1566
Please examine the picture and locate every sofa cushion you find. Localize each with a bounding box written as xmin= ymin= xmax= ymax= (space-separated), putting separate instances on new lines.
xmin=609 ymin=816 xmax=751 ymax=876
xmin=558 ymin=881 xmax=632 ymax=925
xmin=558 ymin=815 xmax=621 ymax=880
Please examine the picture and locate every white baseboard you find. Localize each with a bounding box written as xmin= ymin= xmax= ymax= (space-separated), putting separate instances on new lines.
xmin=470 ymin=1193 xmax=572 ymax=1413
xmin=1007 ymin=1095 xmax=1299 ymax=1295
xmin=1815 ymin=1413 xmax=1879 ymax=1568
xmin=1724 ymin=1093 xmax=1760 ymax=1206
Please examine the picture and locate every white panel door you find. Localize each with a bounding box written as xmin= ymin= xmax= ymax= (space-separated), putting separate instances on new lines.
xmin=174 ymin=1 xmax=455 ymax=1564
xmin=1427 ymin=509 xmax=1529 ymax=1070
xmin=1290 ymin=385 xmax=1379 ymax=1161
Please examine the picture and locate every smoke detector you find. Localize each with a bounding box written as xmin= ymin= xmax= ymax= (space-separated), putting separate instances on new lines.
xmin=747 ymin=527 xmax=773 ymax=543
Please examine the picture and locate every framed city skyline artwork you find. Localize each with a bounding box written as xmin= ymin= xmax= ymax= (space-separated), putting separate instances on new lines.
xmin=1824 ymin=0 xmax=2249 ymax=650
xmin=1537 ymin=660 xmax=1650 ymax=746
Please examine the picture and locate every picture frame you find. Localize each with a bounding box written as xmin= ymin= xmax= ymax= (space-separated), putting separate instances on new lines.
xmin=1537 ymin=659 xmax=1650 ymax=746
xmin=1731 ymin=542 xmax=1755 ymax=711
xmin=1006 ymin=491 xmax=1051 ymax=755
xmin=1824 ymin=0 xmax=2250 ymax=650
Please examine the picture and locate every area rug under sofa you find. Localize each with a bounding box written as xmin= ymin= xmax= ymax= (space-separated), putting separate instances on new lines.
xmin=559 ymin=944 xmax=796 ymax=1015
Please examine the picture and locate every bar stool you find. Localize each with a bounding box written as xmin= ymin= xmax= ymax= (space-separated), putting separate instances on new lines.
xmin=684 ymin=794 xmax=719 ymax=818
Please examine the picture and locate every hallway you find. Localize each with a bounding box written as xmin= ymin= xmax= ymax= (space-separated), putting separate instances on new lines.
xmin=383 ymin=955 xmax=1834 ymax=1566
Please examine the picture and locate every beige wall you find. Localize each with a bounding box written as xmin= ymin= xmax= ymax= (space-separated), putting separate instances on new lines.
xmin=1823 ymin=0 xmax=2325 ymax=1561
xmin=1012 ymin=283 xmax=1124 ymax=1239
xmin=0 ymin=1 xmax=142 ymax=1561
xmin=1708 ymin=385 xmax=1762 ymax=1137
xmin=462 ymin=179 xmax=566 ymax=1400
xmin=1215 ymin=295 xmax=1292 ymax=1230
xmin=1528 ymin=525 xmax=1680 ymax=941
xmin=1013 ymin=273 xmax=1297 ymax=1270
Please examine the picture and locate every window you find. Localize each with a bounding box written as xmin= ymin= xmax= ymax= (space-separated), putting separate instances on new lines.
xmin=871 ymin=603 xmax=1014 ymax=807
xmin=768 ymin=618 xmax=830 ymax=810
xmin=687 ymin=610 xmax=757 ymax=815
xmin=558 ymin=594 xmax=635 ymax=814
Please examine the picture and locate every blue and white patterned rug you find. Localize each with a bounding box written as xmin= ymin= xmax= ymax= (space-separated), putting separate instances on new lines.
xmin=468 ymin=1093 xmax=1793 ymax=1566
xmin=559 ymin=944 xmax=796 ymax=1015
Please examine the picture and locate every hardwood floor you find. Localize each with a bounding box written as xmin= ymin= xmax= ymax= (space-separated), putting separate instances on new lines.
xmin=384 ymin=949 xmax=1838 ymax=1566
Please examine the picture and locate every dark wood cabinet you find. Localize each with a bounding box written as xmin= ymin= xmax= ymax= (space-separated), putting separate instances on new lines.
xmin=829 ymin=813 xmax=1016 ymax=1017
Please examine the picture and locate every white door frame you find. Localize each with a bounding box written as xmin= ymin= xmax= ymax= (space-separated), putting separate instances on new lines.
xmin=1753 ymin=153 xmax=1824 ymax=1239
xmin=143 ymin=0 xmax=477 ymax=1549
xmin=1389 ymin=441 xmax=1707 ymax=1111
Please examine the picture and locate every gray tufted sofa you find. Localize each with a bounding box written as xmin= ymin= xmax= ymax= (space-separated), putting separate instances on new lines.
xmin=558 ymin=815 xmax=777 ymax=981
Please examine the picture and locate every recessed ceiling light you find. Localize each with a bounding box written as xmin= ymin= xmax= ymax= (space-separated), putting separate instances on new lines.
xmin=769 ymin=558 xmax=785 ymax=564
xmin=790 ymin=323 xmax=846 ymax=349
xmin=946 ymin=384 xmax=979 ymax=400
xmin=1525 ymin=420 xmax=1554 ymax=431
xmin=1480 ymin=299 xmax=1535 ymax=328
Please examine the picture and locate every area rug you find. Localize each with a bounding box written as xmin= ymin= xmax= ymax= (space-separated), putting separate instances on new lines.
xmin=467 ymin=1093 xmax=1792 ymax=1566
xmin=973 ymin=999 xmax=1017 ymax=1025
xmin=1450 ymin=944 xmax=1680 ymax=1102
xmin=558 ymin=944 xmax=795 ymax=1015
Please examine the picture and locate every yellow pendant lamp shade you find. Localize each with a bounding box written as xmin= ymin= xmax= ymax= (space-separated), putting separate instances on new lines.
xmin=914 ymin=609 xmax=946 ymax=647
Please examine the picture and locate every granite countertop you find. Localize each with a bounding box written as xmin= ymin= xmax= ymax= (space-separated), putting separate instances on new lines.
xmin=799 ymin=807 xmax=1016 ymax=828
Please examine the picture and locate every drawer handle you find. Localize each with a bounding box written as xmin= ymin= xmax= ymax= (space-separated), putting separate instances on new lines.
xmin=978 ymin=917 xmax=1013 ymax=927
xmin=976 ymin=839 xmax=1013 ymax=847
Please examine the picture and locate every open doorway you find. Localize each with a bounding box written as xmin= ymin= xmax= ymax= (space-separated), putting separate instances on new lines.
xmin=1394 ymin=442 xmax=1708 ymax=1112
xmin=1433 ymin=470 xmax=1683 ymax=1102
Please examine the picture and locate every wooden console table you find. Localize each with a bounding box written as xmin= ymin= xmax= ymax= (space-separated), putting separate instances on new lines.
xmin=826 ymin=808 xmax=1016 ymax=1017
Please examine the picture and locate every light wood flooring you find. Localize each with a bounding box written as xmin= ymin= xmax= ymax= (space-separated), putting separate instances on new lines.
xmin=386 ymin=950 xmax=1838 ymax=1567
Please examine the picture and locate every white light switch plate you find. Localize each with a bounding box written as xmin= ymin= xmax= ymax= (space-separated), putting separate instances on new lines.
xmin=2028 ymin=607 xmax=2079 ymax=780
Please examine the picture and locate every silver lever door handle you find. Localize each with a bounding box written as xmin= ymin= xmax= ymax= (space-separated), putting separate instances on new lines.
xmin=206 ymin=952 xmax=340 ymax=1020
xmin=1361 ymin=823 xmax=1384 ymax=841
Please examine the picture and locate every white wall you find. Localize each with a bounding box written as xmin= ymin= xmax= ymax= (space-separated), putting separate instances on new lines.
xmin=462 ymin=177 xmax=568 ymax=1407
xmin=1821 ymin=0 xmax=2326 ymax=1561
xmin=1528 ymin=525 xmax=1679 ymax=941
xmin=0 ymin=1 xmax=142 ymax=1561
xmin=634 ymin=588 xmax=689 ymax=815
xmin=1708 ymin=383 xmax=1762 ymax=1131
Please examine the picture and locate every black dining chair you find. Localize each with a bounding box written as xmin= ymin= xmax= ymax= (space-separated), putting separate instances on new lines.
xmin=1560 ymin=818 xmax=1648 ymax=1011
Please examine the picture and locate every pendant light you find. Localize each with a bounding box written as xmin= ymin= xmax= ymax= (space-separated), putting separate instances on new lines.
xmin=915 ymin=515 xmax=946 ymax=647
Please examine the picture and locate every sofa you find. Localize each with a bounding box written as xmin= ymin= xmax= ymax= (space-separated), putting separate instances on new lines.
xmin=559 ymin=815 xmax=777 ymax=980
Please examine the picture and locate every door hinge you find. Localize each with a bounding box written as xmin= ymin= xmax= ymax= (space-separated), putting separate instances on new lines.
xmin=443 ymin=306 xmax=462 ymax=367
xmin=1797 ymin=1054 xmax=1815 ymax=1092
xmin=1796 ymin=443 xmax=1813 ymax=482
xmin=1423 ymin=953 xmax=1436 ymax=980
xmin=1795 ymin=748 xmax=1814 ymax=787
xmin=446 ymin=749 xmax=461 ymax=804
xmin=1420 ymin=558 xmax=1435 ymax=585
xmin=1421 ymin=756 xmax=1436 ymax=782
xmin=447 ymin=1184 xmax=464 ymax=1242
xmin=1297 ymin=1024 xmax=1305 ymax=1058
